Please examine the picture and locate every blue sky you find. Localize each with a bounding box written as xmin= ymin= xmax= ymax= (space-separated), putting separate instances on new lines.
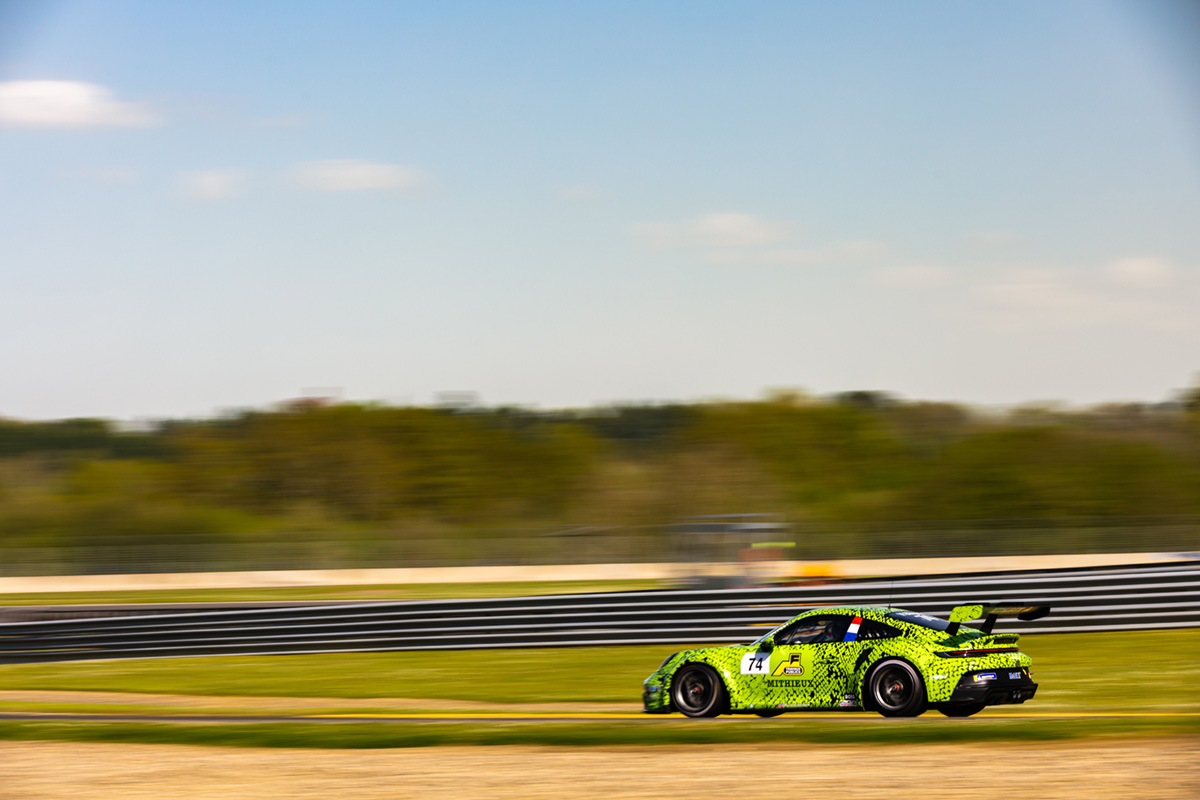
xmin=1 ymin=0 xmax=1198 ymax=419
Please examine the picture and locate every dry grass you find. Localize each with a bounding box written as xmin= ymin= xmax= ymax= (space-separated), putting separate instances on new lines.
xmin=3 ymin=738 xmax=1198 ymax=799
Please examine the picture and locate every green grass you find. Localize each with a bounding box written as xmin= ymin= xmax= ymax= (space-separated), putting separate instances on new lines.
xmin=2 ymin=629 xmax=1196 ymax=711
xmin=1 ymin=717 xmax=1196 ymax=750
xmin=0 ymin=701 xmax=462 ymax=717
xmin=0 ymin=645 xmax=663 ymax=702
xmin=2 ymin=630 xmax=1196 ymax=749
xmin=0 ymin=580 xmax=665 ymax=606
xmin=1020 ymin=630 xmax=1200 ymax=715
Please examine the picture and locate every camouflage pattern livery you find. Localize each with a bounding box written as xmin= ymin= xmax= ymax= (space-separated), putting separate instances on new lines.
xmin=642 ymin=605 xmax=1042 ymax=717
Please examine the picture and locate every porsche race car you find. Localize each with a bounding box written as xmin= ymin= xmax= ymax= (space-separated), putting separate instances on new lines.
xmin=642 ymin=603 xmax=1049 ymax=718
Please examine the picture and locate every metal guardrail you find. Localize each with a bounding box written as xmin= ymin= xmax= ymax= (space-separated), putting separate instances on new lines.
xmin=1 ymin=562 xmax=1196 ymax=663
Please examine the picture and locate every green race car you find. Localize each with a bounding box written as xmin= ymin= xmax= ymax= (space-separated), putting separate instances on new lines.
xmin=642 ymin=603 xmax=1049 ymax=718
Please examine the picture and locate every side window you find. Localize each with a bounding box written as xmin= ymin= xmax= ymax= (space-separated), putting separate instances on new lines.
xmin=775 ymin=615 xmax=852 ymax=645
xmin=858 ymin=619 xmax=901 ymax=641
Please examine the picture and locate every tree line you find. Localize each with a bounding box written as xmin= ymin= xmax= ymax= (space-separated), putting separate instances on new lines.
xmin=1 ymin=389 xmax=1198 ymax=570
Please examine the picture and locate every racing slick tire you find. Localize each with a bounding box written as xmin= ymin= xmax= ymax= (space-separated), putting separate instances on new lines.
xmin=938 ymin=702 xmax=987 ymax=717
xmin=671 ymin=664 xmax=728 ymax=718
xmin=867 ymin=659 xmax=927 ymax=717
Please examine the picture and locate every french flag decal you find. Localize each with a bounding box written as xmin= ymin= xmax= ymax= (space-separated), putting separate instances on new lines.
xmin=843 ymin=616 xmax=863 ymax=642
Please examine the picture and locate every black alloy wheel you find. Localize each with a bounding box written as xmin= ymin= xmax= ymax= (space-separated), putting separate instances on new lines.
xmin=671 ymin=664 xmax=727 ymax=718
xmin=869 ymin=659 xmax=927 ymax=717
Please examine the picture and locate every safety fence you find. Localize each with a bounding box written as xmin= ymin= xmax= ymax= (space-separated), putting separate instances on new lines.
xmin=3 ymin=516 xmax=1197 ymax=576
xmin=1 ymin=561 xmax=1196 ymax=663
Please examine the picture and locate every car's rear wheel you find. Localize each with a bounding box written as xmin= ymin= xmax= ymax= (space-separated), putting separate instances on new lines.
xmin=753 ymin=709 xmax=785 ymax=717
xmin=671 ymin=664 xmax=727 ymax=718
xmin=939 ymin=702 xmax=987 ymax=717
xmin=868 ymin=659 xmax=927 ymax=717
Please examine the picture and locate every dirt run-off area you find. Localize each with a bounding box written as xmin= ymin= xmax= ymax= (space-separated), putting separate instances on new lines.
xmin=2 ymin=738 xmax=1198 ymax=799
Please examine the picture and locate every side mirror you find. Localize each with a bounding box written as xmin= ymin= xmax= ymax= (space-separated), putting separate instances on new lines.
xmin=760 ymin=639 xmax=774 ymax=652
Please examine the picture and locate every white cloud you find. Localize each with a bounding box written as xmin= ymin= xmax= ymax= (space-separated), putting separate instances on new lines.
xmin=634 ymin=213 xmax=789 ymax=249
xmin=0 ymin=80 xmax=157 ymax=128
xmin=707 ymin=240 xmax=888 ymax=266
xmin=974 ymin=268 xmax=1193 ymax=331
xmin=1106 ymin=256 xmax=1174 ymax=289
xmin=871 ymin=264 xmax=955 ymax=288
xmin=177 ymin=170 xmax=245 ymax=201
xmin=290 ymin=159 xmax=428 ymax=192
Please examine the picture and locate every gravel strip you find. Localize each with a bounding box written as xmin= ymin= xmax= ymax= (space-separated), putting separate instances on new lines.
xmin=2 ymin=738 xmax=1197 ymax=799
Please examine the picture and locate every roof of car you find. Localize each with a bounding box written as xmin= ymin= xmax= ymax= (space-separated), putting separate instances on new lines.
xmin=792 ymin=606 xmax=951 ymax=628
xmin=795 ymin=606 xmax=904 ymax=618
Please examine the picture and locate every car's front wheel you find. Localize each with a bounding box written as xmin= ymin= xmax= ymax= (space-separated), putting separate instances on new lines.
xmin=868 ymin=659 xmax=927 ymax=717
xmin=671 ymin=664 xmax=727 ymax=718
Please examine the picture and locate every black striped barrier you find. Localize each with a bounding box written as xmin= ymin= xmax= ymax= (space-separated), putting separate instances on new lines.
xmin=1 ymin=561 xmax=1196 ymax=664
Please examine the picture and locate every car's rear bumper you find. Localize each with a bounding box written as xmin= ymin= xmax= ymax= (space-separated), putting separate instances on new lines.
xmin=947 ymin=669 xmax=1038 ymax=706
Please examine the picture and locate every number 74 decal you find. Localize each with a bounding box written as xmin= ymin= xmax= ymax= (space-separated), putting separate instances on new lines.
xmin=740 ymin=651 xmax=771 ymax=675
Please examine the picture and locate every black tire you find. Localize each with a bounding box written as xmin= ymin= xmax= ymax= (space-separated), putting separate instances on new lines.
xmin=671 ymin=664 xmax=727 ymax=718
xmin=868 ymin=659 xmax=927 ymax=717
xmin=939 ymin=702 xmax=987 ymax=718
xmin=753 ymin=709 xmax=786 ymax=718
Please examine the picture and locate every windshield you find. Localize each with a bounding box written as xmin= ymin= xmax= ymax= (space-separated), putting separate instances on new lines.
xmin=755 ymin=613 xmax=852 ymax=645
xmin=885 ymin=611 xmax=951 ymax=632
xmin=753 ymin=620 xmax=790 ymax=645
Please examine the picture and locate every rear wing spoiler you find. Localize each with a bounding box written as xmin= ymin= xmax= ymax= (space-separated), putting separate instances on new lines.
xmin=947 ymin=604 xmax=1050 ymax=635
